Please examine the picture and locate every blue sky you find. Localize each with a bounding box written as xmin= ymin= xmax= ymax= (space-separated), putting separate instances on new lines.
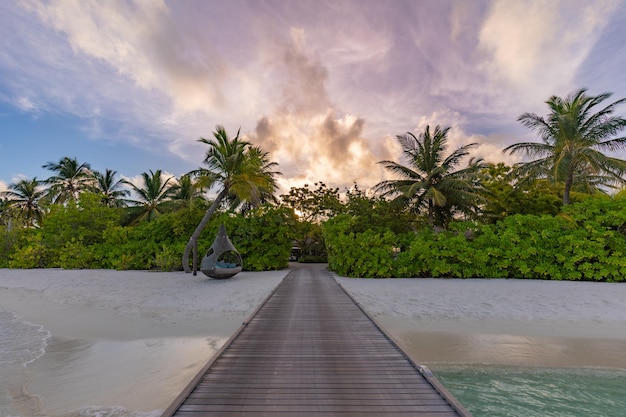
xmin=2 ymin=0 xmax=626 ymax=193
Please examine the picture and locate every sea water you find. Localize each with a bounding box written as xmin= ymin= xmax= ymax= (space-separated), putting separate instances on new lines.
xmin=4 ymin=309 xmax=626 ymax=417
xmin=0 ymin=311 xmax=161 ymax=417
xmin=0 ymin=311 xmax=50 ymax=417
xmin=433 ymin=364 xmax=626 ymax=417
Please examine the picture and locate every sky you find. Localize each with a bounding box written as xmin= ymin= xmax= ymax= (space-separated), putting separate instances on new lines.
xmin=2 ymin=0 xmax=626 ymax=195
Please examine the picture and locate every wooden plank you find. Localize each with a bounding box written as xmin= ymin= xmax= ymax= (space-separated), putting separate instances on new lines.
xmin=162 ymin=263 xmax=472 ymax=417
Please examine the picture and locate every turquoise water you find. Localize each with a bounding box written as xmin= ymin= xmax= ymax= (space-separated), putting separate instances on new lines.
xmin=433 ymin=365 xmax=626 ymax=417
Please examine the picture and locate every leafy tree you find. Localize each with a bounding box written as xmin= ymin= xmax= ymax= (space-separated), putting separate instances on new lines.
xmin=504 ymin=88 xmax=626 ymax=205
xmin=40 ymin=192 xmax=121 ymax=268
xmin=0 ymin=177 xmax=47 ymax=227
xmin=124 ymin=170 xmax=176 ymax=224
xmin=478 ymin=163 xmax=562 ymax=222
xmin=342 ymin=183 xmax=414 ymax=234
xmin=93 ymin=169 xmax=129 ymax=208
xmin=375 ymin=125 xmax=485 ymax=227
xmin=322 ymin=214 xmax=409 ymax=277
xmin=280 ymin=182 xmax=342 ymax=223
xmin=182 ymin=126 xmax=280 ymax=274
xmin=279 ymin=182 xmax=344 ymax=261
xmin=42 ymin=157 xmax=93 ymax=204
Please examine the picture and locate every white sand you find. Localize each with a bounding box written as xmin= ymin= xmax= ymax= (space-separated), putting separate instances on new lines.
xmin=0 ymin=268 xmax=288 ymax=417
xmin=2 ymin=268 xmax=626 ymax=417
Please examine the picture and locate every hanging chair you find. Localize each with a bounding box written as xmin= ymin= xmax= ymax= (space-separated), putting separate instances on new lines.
xmin=200 ymin=224 xmax=243 ymax=279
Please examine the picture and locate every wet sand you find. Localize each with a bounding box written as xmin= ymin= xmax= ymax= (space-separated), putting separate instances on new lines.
xmin=380 ymin=318 xmax=626 ymax=369
xmin=336 ymin=276 xmax=626 ymax=370
xmin=0 ymin=269 xmax=288 ymax=416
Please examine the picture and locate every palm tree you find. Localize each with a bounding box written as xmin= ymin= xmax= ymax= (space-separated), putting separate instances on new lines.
xmin=375 ymin=125 xmax=484 ymax=227
xmin=224 ymin=145 xmax=281 ymax=211
xmin=170 ymin=173 xmax=204 ymax=210
xmin=182 ymin=126 xmax=280 ymax=274
xmin=124 ymin=170 xmax=175 ymax=223
xmin=93 ymin=169 xmax=129 ymax=208
xmin=0 ymin=196 xmax=13 ymax=231
xmin=0 ymin=178 xmax=47 ymax=227
xmin=42 ymin=157 xmax=93 ymax=204
xmin=504 ymin=88 xmax=626 ymax=205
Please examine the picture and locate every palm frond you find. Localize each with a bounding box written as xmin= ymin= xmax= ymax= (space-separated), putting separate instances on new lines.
xmin=375 ymin=124 xmax=482 ymax=226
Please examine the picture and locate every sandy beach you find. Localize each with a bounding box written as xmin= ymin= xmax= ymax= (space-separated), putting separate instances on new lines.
xmin=0 ymin=268 xmax=288 ymax=417
xmin=2 ymin=267 xmax=626 ymax=417
xmin=335 ymin=276 xmax=626 ymax=369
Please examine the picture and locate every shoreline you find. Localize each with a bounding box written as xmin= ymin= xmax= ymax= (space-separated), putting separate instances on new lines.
xmin=0 ymin=268 xmax=288 ymax=416
xmin=381 ymin=322 xmax=626 ymax=369
xmin=336 ymin=275 xmax=626 ymax=370
xmin=2 ymin=268 xmax=626 ymax=415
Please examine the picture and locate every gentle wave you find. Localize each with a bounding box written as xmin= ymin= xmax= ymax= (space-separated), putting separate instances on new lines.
xmin=1 ymin=310 xmax=51 ymax=417
xmin=0 ymin=310 xmax=51 ymax=367
xmin=0 ymin=311 xmax=190 ymax=417
xmin=433 ymin=364 xmax=626 ymax=417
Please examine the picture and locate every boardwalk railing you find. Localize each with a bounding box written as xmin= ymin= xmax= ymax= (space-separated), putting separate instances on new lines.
xmin=162 ymin=263 xmax=472 ymax=416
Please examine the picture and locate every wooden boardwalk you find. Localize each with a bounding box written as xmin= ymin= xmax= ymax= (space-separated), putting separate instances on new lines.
xmin=162 ymin=263 xmax=472 ymax=417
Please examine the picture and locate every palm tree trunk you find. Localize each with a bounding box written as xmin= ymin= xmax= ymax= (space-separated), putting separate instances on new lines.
xmin=192 ymin=240 xmax=198 ymax=276
xmin=563 ymin=171 xmax=573 ymax=205
xmin=182 ymin=188 xmax=228 ymax=273
xmin=427 ymin=200 xmax=434 ymax=225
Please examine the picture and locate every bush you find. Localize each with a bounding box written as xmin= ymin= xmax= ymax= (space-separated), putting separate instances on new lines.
xmin=0 ymin=226 xmax=21 ymax=268
xmin=323 ymin=197 xmax=626 ymax=281
xmin=323 ymin=215 xmax=409 ymax=277
xmin=155 ymin=244 xmax=184 ymax=271
xmin=212 ymin=206 xmax=295 ymax=271
xmin=8 ymin=232 xmax=49 ymax=268
xmin=57 ymin=239 xmax=101 ymax=269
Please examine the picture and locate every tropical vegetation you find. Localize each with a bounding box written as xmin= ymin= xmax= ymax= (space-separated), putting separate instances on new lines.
xmin=42 ymin=156 xmax=94 ymax=205
xmin=504 ymin=88 xmax=626 ymax=204
xmin=123 ymin=169 xmax=176 ymax=224
xmin=181 ymin=126 xmax=281 ymax=274
xmin=1 ymin=177 xmax=46 ymax=228
xmin=375 ymin=125 xmax=485 ymax=227
xmin=1 ymin=89 xmax=626 ymax=281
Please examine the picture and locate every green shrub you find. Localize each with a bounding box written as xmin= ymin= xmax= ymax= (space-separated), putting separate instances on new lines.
xmin=218 ymin=206 xmax=295 ymax=271
xmin=8 ymin=232 xmax=49 ymax=268
xmin=56 ymin=239 xmax=101 ymax=269
xmin=155 ymin=244 xmax=184 ymax=271
xmin=323 ymin=215 xmax=408 ymax=277
xmin=323 ymin=198 xmax=626 ymax=281
xmin=0 ymin=226 xmax=21 ymax=268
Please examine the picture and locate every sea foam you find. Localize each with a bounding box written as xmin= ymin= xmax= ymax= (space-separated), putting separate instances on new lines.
xmin=0 ymin=310 xmax=51 ymax=417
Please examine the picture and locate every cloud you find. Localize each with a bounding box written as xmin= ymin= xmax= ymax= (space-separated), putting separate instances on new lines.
xmin=0 ymin=175 xmax=33 ymax=193
xmin=253 ymin=109 xmax=390 ymax=191
xmin=478 ymin=0 xmax=621 ymax=107
xmin=3 ymin=1 xmax=286 ymax=165
xmin=275 ymin=29 xmax=330 ymax=116
xmin=15 ymin=96 xmax=39 ymax=112
xmin=246 ymin=31 xmax=393 ymax=191
xmin=2 ymin=1 xmax=625 ymax=192
xmin=21 ymin=0 xmax=230 ymax=114
xmin=2 ymin=2 xmax=176 ymax=145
